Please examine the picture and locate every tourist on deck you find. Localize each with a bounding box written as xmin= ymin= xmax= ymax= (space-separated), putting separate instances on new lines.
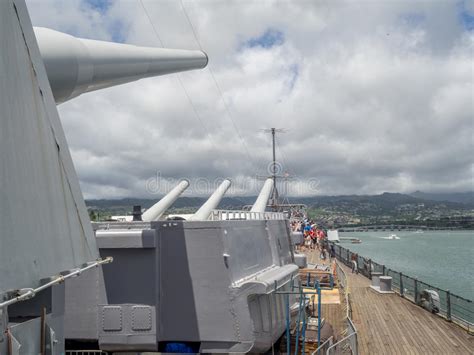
xmin=351 ymin=253 xmax=359 ymax=274
xmin=330 ymin=245 xmax=336 ymax=261
xmin=310 ymin=229 xmax=317 ymax=250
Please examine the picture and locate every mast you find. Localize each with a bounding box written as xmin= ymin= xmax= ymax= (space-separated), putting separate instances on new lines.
xmin=264 ymin=128 xmax=284 ymax=211
xmin=271 ymin=128 xmax=278 ymax=209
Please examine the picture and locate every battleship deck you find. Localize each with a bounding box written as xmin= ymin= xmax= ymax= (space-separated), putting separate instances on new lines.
xmin=305 ymin=248 xmax=473 ymax=354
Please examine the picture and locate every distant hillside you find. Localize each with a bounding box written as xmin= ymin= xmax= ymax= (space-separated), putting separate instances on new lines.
xmin=286 ymin=192 xmax=472 ymax=217
xmin=85 ymin=192 xmax=473 ymax=215
xmin=410 ymin=191 xmax=474 ymax=206
xmin=86 ymin=196 xmax=256 ymax=212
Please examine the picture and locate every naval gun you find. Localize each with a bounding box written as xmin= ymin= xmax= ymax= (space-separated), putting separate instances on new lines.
xmin=34 ymin=27 xmax=208 ymax=103
xmin=251 ymin=178 xmax=274 ymax=213
xmin=189 ymin=179 xmax=231 ymax=220
xmin=142 ymin=180 xmax=190 ymax=221
xmin=0 ymin=0 xmax=209 ymax=351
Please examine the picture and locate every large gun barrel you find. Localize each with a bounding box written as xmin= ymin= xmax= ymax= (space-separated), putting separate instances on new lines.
xmin=34 ymin=27 xmax=208 ymax=103
xmin=190 ymin=179 xmax=231 ymax=221
xmin=142 ymin=180 xmax=190 ymax=222
xmin=250 ymin=178 xmax=273 ymax=213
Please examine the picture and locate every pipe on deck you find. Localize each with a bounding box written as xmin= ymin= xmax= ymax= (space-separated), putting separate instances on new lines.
xmin=34 ymin=27 xmax=208 ymax=103
xmin=250 ymin=178 xmax=273 ymax=213
xmin=142 ymin=180 xmax=190 ymax=222
xmin=190 ymin=179 xmax=231 ymax=221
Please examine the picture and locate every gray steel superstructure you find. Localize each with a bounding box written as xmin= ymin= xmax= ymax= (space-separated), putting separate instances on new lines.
xmin=89 ymin=216 xmax=296 ymax=352
xmin=65 ymin=180 xmax=299 ymax=352
xmin=1 ymin=1 xmax=300 ymax=353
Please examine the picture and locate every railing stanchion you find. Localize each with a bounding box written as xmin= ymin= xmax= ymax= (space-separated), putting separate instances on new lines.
xmin=400 ymin=272 xmax=404 ymax=297
xmin=285 ymin=290 xmax=290 ymax=354
xmin=446 ymin=289 xmax=452 ymax=322
xmin=317 ymin=282 xmax=322 ymax=348
xmin=414 ymin=277 xmax=418 ymax=304
xmin=368 ymin=259 xmax=372 ymax=279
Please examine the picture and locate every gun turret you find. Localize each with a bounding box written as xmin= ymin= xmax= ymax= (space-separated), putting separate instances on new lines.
xmin=142 ymin=180 xmax=190 ymax=222
xmin=34 ymin=27 xmax=208 ymax=103
xmin=250 ymin=178 xmax=273 ymax=213
xmin=190 ymin=179 xmax=231 ymax=221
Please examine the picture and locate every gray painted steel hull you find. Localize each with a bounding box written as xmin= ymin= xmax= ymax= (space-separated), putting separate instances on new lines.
xmin=1 ymin=0 xmax=98 ymax=352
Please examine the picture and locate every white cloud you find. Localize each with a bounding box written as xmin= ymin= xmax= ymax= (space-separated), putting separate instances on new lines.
xmin=26 ymin=0 xmax=474 ymax=198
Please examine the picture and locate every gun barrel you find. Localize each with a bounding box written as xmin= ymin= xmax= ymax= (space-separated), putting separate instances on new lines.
xmin=250 ymin=178 xmax=273 ymax=213
xmin=142 ymin=180 xmax=190 ymax=222
xmin=190 ymin=179 xmax=231 ymax=221
xmin=34 ymin=27 xmax=208 ymax=103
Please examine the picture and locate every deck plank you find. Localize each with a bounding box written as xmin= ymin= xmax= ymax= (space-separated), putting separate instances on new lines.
xmin=303 ymin=249 xmax=473 ymax=354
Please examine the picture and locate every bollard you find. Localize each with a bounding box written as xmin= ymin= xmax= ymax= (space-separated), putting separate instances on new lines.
xmin=446 ymin=290 xmax=452 ymax=322
xmin=400 ymin=272 xmax=404 ymax=297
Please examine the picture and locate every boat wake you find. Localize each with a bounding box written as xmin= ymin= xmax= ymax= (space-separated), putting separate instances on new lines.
xmin=381 ymin=235 xmax=400 ymax=240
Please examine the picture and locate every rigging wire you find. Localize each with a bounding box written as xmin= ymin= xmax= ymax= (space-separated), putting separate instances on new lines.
xmin=138 ymin=0 xmax=164 ymax=47
xmin=138 ymin=0 xmax=219 ymax=152
xmin=179 ymin=0 xmax=255 ymax=166
xmin=181 ymin=0 xmax=300 ymax=183
xmin=276 ymin=140 xmax=294 ymax=176
xmin=276 ymin=141 xmax=294 ymax=201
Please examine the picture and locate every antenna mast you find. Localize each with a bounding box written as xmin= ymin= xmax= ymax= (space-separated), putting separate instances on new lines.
xmin=264 ymin=128 xmax=284 ymax=211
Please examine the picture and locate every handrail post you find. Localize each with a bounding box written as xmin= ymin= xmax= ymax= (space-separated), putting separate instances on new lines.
xmin=446 ymin=289 xmax=452 ymax=322
xmin=382 ymin=264 xmax=386 ymax=276
xmin=400 ymin=272 xmax=404 ymax=297
xmin=317 ymin=283 xmax=322 ymax=348
xmin=285 ymin=290 xmax=290 ymax=354
xmin=368 ymin=258 xmax=372 ymax=279
xmin=414 ymin=277 xmax=418 ymax=304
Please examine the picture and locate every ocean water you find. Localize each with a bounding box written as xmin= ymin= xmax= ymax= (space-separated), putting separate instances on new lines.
xmin=339 ymin=230 xmax=474 ymax=300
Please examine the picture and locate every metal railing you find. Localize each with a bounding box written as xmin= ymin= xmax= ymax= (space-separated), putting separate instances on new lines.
xmin=332 ymin=243 xmax=473 ymax=334
xmin=0 ymin=257 xmax=113 ymax=309
xmin=209 ymin=209 xmax=286 ymax=221
xmin=323 ymin=261 xmax=358 ymax=355
xmin=312 ymin=336 xmax=333 ymax=355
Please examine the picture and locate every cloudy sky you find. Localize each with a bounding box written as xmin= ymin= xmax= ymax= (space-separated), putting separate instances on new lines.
xmin=26 ymin=0 xmax=473 ymax=198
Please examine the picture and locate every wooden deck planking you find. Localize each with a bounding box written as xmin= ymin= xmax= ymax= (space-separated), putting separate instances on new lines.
xmin=302 ymin=249 xmax=473 ymax=354
xmin=342 ymin=263 xmax=473 ymax=355
xmin=321 ymin=303 xmax=346 ymax=340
